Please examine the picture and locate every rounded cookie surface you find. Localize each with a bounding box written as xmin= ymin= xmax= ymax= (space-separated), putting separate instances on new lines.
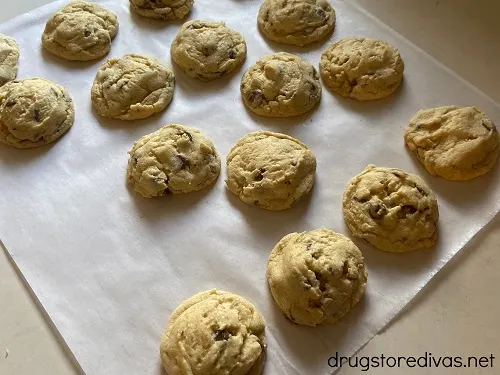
xmin=130 ymin=0 xmax=193 ymax=20
xmin=42 ymin=1 xmax=118 ymax=61
xmin=320 ymin=37 xmax=404 ymax=100
xmin=160 ymin=290 xmax=266 ymax=375
xmin=0 ymin=34 xmax=19 ymax=86
xmin=241 ymin=52 xmax=321 ymax=117
xmin=226 ymin=131 xmax=316 ymax=210
xmin=127 ymin=124 xmax=220 ymax=198
xmin=258 ymin=0 xmax=335 ymax=47
xmin=171 ymin=20 xmax=247 ymax=81
xmin=404 ymin=106 xmax=499 ymax=181
xmin=0 ymin=78 xmax=74 ymax=148
xmin=342 ymin=165 xmax=439 ymax=252
xmin=91 ymin=54 xmax=175 ymax=120
xmin=267 ymin=229 xmax=367 ymax=326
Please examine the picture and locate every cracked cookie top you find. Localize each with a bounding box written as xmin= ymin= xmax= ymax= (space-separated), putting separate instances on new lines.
xmin=91 ymin=54 xmax=175 ymax=120
xmin=342 ymin=165 xmax=439 ymax=252
xmin=160 ymin=289 xmax=266 ymax=375
xmin=171 ymin=20 xmax=247 ymax=81
xmin=226 ymin=131 xmax=316 ymax=211
xmin=267 ymin=229 xmax=367 ymax=326
xmin=404 ymin=106 xmax=499 ymax=181
xmin=0 ymin=78 xmax=74 ymax=148
xmin=258 ymin=0 xmax=335 ymax=47
xmin=241 ymin=52 xmax=321 ymax=117
xmin=126 ymin=124 xmax=220 ymax=198
xmin=130 ymin=0 xmax=193 ymax=20
xmin=42 ymin=1 xmax=118 ymax=61
xmin=0 ymin=34 xmax=19 ymax=87
xmin=319 ymin=37 xmax=404 ymax=101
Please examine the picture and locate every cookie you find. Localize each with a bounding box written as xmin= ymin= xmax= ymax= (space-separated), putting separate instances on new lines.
xmin=267 ymin=229 xmax=367 ymax=326
xmin=241 ymin=52 xmax=321 ymax=117
xmin=130 ymin=0 xmax=193 ymax=20
xmin=319 ymin=37 xmax=404 ymax=101
xmin=404 ymin=106 xmax=499 ymax=181
xmin=342 ymin=165 xmax=439 ymax=252
xmin=42 ymin=1 xmax=118 ymax=61
xmin=0 ymin=78 xmax=74 ymax=148
xmin=91 ymin=54 xmax=175 ymax=120
xmin=127 ymin=124 xmax=220 ymax=198
xmin=0 ymin=34 xmax=19 ymax=87
xmin=257 ymin=0 xmax=335 ymax=47
xmin=160 ymin=290 xmax=266 ymax=375
xmin=171 ymin=20 xmax=247 ymax=81
xmin=226 ymin=131 xmax=316 ymax=210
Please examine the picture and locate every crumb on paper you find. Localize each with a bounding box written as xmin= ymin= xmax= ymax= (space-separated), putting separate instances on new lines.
xmin=4 ymin=348 xmax=8 ymax=358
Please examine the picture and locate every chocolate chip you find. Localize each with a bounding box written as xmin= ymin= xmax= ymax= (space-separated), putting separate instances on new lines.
xmin=254 ymin=168 xmax=265 ymax=181
xmin=355 ymin=196 xmax=369 ymax=203
xmin=306 ymin=243 xmax=312 ymax=251
xmin=397 ymin=205 xmax=418 ymax=219
xmin=416 ymin=186 xmax=427 ymax=196
xmin=317 ymin=8 xmax=326 ymax=18
xmin=5 ymin=100 xmax=16 ymax=107
xmin=247 ymin=90 xmax=263 ymax=108
xmin=84 ymin=29 xmax=91 ymax=37
xmin=228 ymin=49 xmax=236 ymax=59
xmin=180 ymin=131 xmax=193 ymax=142
xmin=342 ymin=261 xmax=349 ymax=278
xmin=369 ymin=202 xmax=387 ymax=220
xmin=482 ymin=121 xmax=492 ymax=131
xmin=34 ymin=109 xmax=41 ymax=122
xmin=162 ymin=187 xmax=172 ymax=196
xmin=133 ymin=157 xmax=138 ymax=164
xmin=253 ymin=200 xmax=260 ymax=206
xmin=177 ymin=154 xmax=190 ymax=170
xmin=314 ymin=272 xmax=327 ymax=292
xmin=308 ymin=300 xmax=322 ymax=309
xmin=214 ymin=329 xmax=231 ymax=341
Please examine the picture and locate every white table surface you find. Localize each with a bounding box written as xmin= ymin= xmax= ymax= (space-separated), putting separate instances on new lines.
xmin=1 ymin=1 xmax=499 ymax=374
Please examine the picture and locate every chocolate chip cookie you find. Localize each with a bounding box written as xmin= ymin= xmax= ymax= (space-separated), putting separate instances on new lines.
xmin=342 ymin=165 xmax=439 ymax=252
xmin=258 ymin=0 xmax=335 ymax=46
xmin=404 ymin=106 xmax=499 ymax=180
xmin=130 ymin=0 xmax=193 ymax=20
xmin=0 ymin=78 xmax=74 ymax=148
xmin=127 ymin=124 xmax=220 ymax=198
xmin=241 ymin=52 xmax=321 ymax=117
xmin=160 ymin=290 xmax=266 ymax=375
xmin=91 ymin=54 xmax=175 ymax=120
xmin=171 ymin=20 xmax=247 ymax=81
xmin=42 ymin=1 xmax=118 ymax=61
xmin=0 ymin=34 xmax=19 ymax=86
xmin=320 ymin=37 xmax=404 ymax=100
xmin=267 ymin=229 xmax=367 ymax=326
xmin=226 ymin=131 xmax=316 ymax=210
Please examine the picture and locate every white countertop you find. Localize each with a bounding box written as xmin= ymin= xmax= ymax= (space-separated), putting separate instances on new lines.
xmin=1 ymin=1 xmax=499 ymax=374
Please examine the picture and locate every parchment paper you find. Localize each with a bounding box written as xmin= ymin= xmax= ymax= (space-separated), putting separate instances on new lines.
xmin=1 ymin=1 xmax=499 ymax=374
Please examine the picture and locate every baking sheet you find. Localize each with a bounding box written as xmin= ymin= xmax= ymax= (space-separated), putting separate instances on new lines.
xmin=1 ymin=0 xmax=499 ymax=374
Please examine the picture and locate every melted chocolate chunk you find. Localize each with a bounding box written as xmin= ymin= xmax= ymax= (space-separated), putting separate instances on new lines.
xmin=214 ymin=329 xmax=231 ymax=341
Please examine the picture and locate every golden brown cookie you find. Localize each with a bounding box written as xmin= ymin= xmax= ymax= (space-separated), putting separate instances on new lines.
xmin=257 ymin=0 xmax=335 ymax=46
xmin=342 ymin=165 xmax=439 ymax=252
xmin=226 ymin=131 xmax=316 ymax=210
xmin=319 ymin=37 xmax=404 ymax=100
xmin=267 ymin=229 xmax=367 ymax=326
xmin=0 ymin=78 xmax=74 ymax=148
xmin=160 ymin=290 xmax=266 ymax=375
xmin=91 ymin=54 xmax=175 ymax=120
xmin=241 ymin=52 xmax=321 ymax=117
xmin=171 ymin=20 xmax=246 ymax=81
xmin=127 ymin=124 xmax=220 ymax=198
xmin=42 ymin=1 xmax=118 ymax=61
xmin=404 ymin=106 xmax=499 ymax=180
